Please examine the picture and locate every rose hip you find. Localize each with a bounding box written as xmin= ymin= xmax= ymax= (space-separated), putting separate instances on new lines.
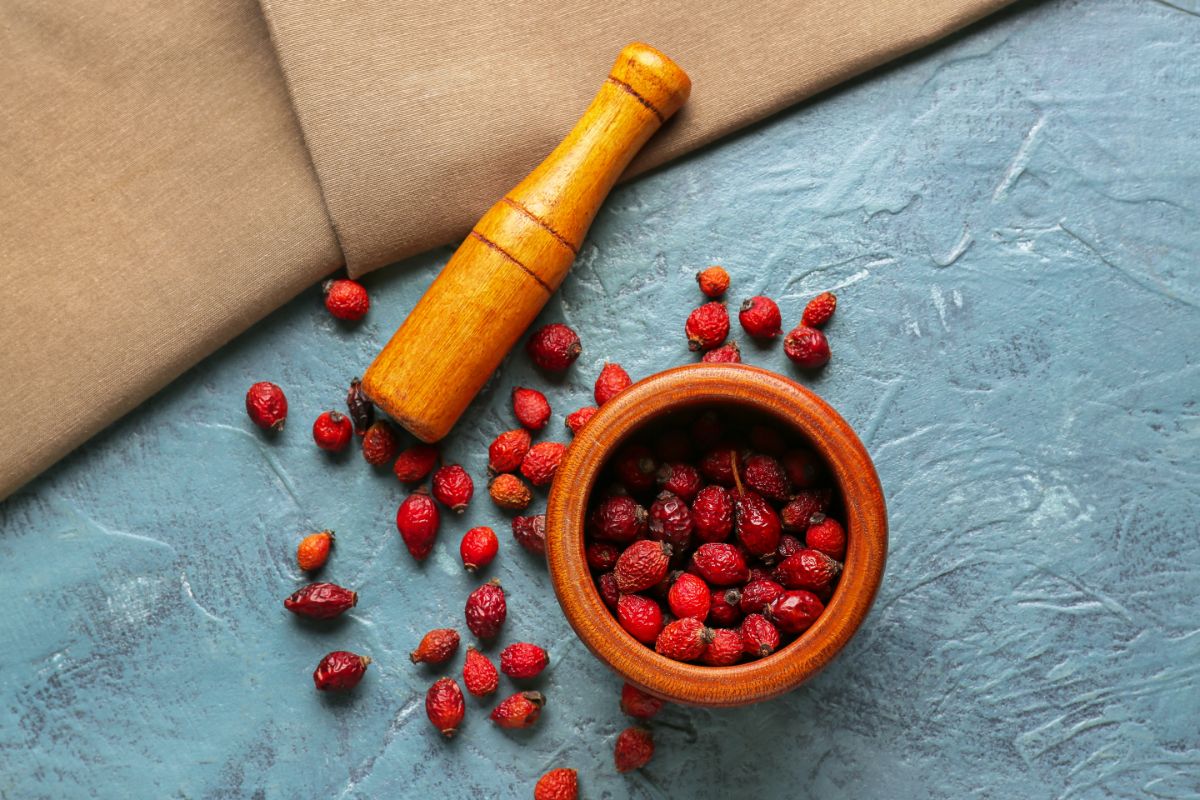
xmin=488 ymin=428 xmax=532 ymax=473
xmin=742 ymin=454 xmax=791 ymax=502
xmin=701 ymin=628 xmax=745 ymax=666
xmin=696 ymin=265 xmax=730 ymax=298
xmin=589 ymin=495 xmax=647 ymax=543
xmin=732 ymin=490 xmax=782 ymax=557
xmin=322 ymin=278 xmax=369 ymax=321
xmin=463 ymin=645 xmax=499 ymax=697
xmin=648 ymin=491 xmax=694 ymax=552
xmin=527 ymin=323 xmax=581 ymax=371
xmin=802 ymin=291 xmax=837 ymax=328
xmin=459 ymin=526 xmax=498 ymax=571
xmin=701 ymin=341 xmax=741 ymax=363
xmin=692 ymin=485 xmax=734 ymax=543
xmin=773 ymin=549 xmax=842 ymax=594
xmin=686 ymin=302 xmax=730 ymax=351
xmin=296 ymin=530 xmax=334 ymax=572
xmin=806 ymin=514 xmax=846 ymax=560
xmin=489 ymin=473 xmax=532 ymax=511
xmin=512 ymin=387 xmax=552 ymax=430
xmin=520 ymin=441 xmax=566 ymax=487
xmin=738 ymin=295 xmax=782 ymax=338
xmin=597 ymin=572 xmax=620 ymax=609
xmin=765 ymin=590 xmax=825 ymax=634
xmin=432 ymin=464 xmax=474 ymax=512
xmin=594 ymin=362 xmax=632 ymax=405
xmin=699 ymin=448 xmax=741 ymax=486
xmin=614 ymin=540 xmax=672 ymax=594
xmin=781 ymin=487 xmax=831 ymax=530
xmin=245 ymin=381 xmax=287 ymax=432
xmin=565 ymin=406 xmax=598 ymax=434
xmin=613 ymin=443 xmax=657 ymax=492
xmin=708 ymin=587 xmax=743 ymax=627
xmin=425 ymin=677 xmax=465 ymax=737
xmin=284 ymin=582 xmax=357 ymax=619
xmin=690 ymin=543 xmax=749 ymax=586
xmin=614 ymin=727 xmax=654 ymax=772
xmin=490 ymin=691 xmax=545 ymax=729
xmin=361 ymin=420 xmax=400 ymax=466
xmin=465 ymin=579 xmax=507 ymax=639
xmin=535 ymin=768 xmax=579 ymax=800
xmin=776 ymin=533 xmax=804 ymax=560
xmin=616 ymin=594 xmax=664 ymax=644
xmin=668 ymin=572 xmax=711 ymax=620
xmin=783 ymin=325 xmax=831 ymax=368
xmin=657 ymin=462 xmax=702 ymax=502
xmin=739 ymin=578 xmax=784 ymax=615
xmin=620 ymin=683 xmax=664 ymax=719
xmin=393 ymin=444 xmax=439 ymax=483
xmin=396 ymin=490 xmax=440 ymax=560
xmin=585 ymin=541 xmax=620 ymax=572
xmin=410 ymin=628 xmax=460 ymax=664
xmin=500 ymin=642 xmax=549 ymax=679
xmin=312 ymin=411 xmax=353 ymax=452
xmin=512 ymin=514 xmax=547 ymax=556
xmin=345 ymin=377 xmax=374 ymax=435
xmin=739 ymin=614 xmax=780 ymax=658
xmin=313 ymin=651 xmax=370 ymax=691
xmin=655 ymin=617 xmax=711 ymax=662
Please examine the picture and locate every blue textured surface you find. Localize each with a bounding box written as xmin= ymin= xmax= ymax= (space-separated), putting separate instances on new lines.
xmin=3 ymin=0 xmax=1199 ymax=797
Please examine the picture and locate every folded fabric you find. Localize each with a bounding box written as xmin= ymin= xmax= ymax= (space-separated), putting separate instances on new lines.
xmin=0 ymin=0 xmax=1011 ymax=500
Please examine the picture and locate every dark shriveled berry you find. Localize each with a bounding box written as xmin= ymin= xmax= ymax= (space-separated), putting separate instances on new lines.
xmin=284 ymin=582 xmax=357 ymax=620
xmin=465 ymin=579 xmax=507 ymax=639
xmin=313 ymin=651 xmax=370 ymax=691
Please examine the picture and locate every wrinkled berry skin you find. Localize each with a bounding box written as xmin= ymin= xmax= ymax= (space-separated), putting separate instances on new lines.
xmin=701 ymin=627 xmax=745 ymax=666
xmin=345 ymin=377 xmax=374 ymax=435
xmin=614 ymin=727 xmax=655 ymax=772
xmin=617 ymin=594 xmax=664 ymax=645
xmin=594 ymin=363 xmax=632 ymax=405
xmin=655 ymin=617 xmax=711 ymax=661
xmin=527 ymin=323 xmax=581 ymax=371
xmin=776 ymin=533 xmax=805 ymax=560
xmin=512 ymin=514 xmax=547 ymax=556
xmin=565 ymin=406 xmax=598 ymax=434
xmin=707 ymin=587 xmax=743 ymax=627
xmin=620 ymin=683 xmax=664 ymax=719
xmin=685 ymin=302 xmax=730 ymax=351
xmin=690 ymin=543 xmax=749 ymax=586
xmin=490 ymin=691 xmax=545 ymax=729
xmin=322 ymin=278 xmax=369 ymax=321
xmin=500 ymin=642 xmax=549 ymax=679
xmin=802 ymin=291 xmax=837 ymax=328
xmin=613 ymin=444 xmax=657 ymax=493
xmin=245 ymin=381 xmax=287 ymax=432
xmin=463 ymin=645 xmax=499 ymax=696
xmin=668 ymin=572 xmax=711 ymax=619
xmin=657 ymin=463 xmax=702 ymax=503
xmin=393 ymin=444 xmax=439 ymax=482
xmin=410 ymin=628 xmax=460 ymax=664
xmin=312 ymin=410 xmax=353 ymax=452
xmin=396 ymin=490 xmax=440 ymax=560
xmin=696 ymin=265 xmax=730 ymax=298
xmin=692 ymin=485 xmax=734 ymax=542
xmin=296 ymin=530 xmax=334 ymax=572
xmin=740 ymin=613 xmax=781 ymax=658
xmin=784 ymin=325 xmax=831 ymax=368
xmin=806 ymin=514 xmax=847 ymax=560
xmin=781 ymin=488 xmax=832 ymax=530
xmin=512 ymin=387 xmax=552 ymax=430
xmin=648 ymin=491 xmax=694 ymax=552
xmin=774 ymin=549 xmax=842 ymax=594
xmin=489 ymin=473 xmax=532 ymax=511
xmin=699 ymin=448 xmax=742 ymax=486
xmin=590 ymin=495 xmax=647 ymax=543
xmin=535 ymin=768 xmax=579 ymax=800
xmin=313 ymin=651 xmax=370 ymax=691
xmin=488 ymin=429 xmax=532 ymax=473
xmin=361 ymin=421 xmax=400 ymax=466
xmin=585 ymin=541 xmax=620 ymax=572
xmin=521 ymin=441 xmax=566 ymax=487
xmin=432 ymin=464 xmax=474 ymax=512
xmin=733 ymin=490 xmax=782 ymax=556
xmin=425 ymin=677 xmax=465 ymax=737
xmin=465 ymin=579 xmax=507 ymax=639
xmin=285 ymin=582 xmax=357 ymax=619
xmin=701 ymin=341 xmax=741 ymax=363
xmin=738 ymin=295 xmax=783 ymax=338
xmin=766 ymin=590 xmax=825 ymax=634
xmin=739 ymin=578 xmax=785 ymax=615
xmin=743 ymin=454 xmax=791 ymax=502
xmin=460 ymin=526 xmax=498 ymax=572
xmin=615 ymin=540 xmax=672 ymax=594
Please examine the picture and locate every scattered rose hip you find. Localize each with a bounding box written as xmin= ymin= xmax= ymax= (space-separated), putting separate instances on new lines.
xmin=410 ymin=628 xmax=460 ymax=665
xmin=520 ymin=441 xmax=566 ymax=487
xmin=685 ymin=302 xmax=730 ymax=351
xmin=393 ymin=444 xmax=439 ymax=483
xmin=361 ymin=420 xmax=399 ymax=466
xmin=284 ymin=582 xmax=357 ymax=619
xmin=565 ymin=406 xmax=598 ymax=435
xmin=488 ymin=429 xmax=532 ymax=473
xmin=345 ymin=377 xmax=373 ymax=435
xmin=534 ymin=768 xmax=578 ymax=800
xmin=322 ymin=278 xmax=370 ymax=321
xmin=500 ymin=642 xmax=549 ymax=679
xmin=614 ymin=726 xmax=654 ymax=772
xmin=695 ymin=265 xmax=730 ymax=298
xmin=489 ymin=473 xmax=532 ymax=511
xmin=512 ymin=514 xmax=547 ymax=556
xmin=512 ymin=387 xmax=552 ymax=430
xmin=586 ymin=413 xmax=845 ymax=665
xmin=459 ymin=526 xmax=498 ymax=572
xmin=738 ymin=296 xmax=782 ymax=339
xmin=783 ymin=324 xmax=831 ymax=369
xmin=246 ymin=381 xmax=287 ymax=432
xmin=619 ymin=683 xmax=663 ymax=720
xmin=594 ymin=363 xmax=632 ymax=405
xmin=425 ymin=677 xmax=465 ymax=737
xmin=465 ymin=579 xmax=507 ymax=639
xmin=463 ymin=645 xmax=499 ymax=697
xmin=396 ymin=489 xmax=440 ymax=561
xmin=802 ymin=291 xmax=837 ymax=328
xmin=312 ymin=410 xmax=353 ymax=452
xmin=527 ymin=323 xmax=581 ymax=371
xmin=701 ymin=341 xmax=741 ymax=363
xmin=296 ymin=530 xmax=334 ymax=572
xmin=313 ymin=650 xmax=370 ymax=691
xmin=432 ymin=464 xmax=474 ymax=512
xmin=490 ymin=691 xmax=545 ymax=729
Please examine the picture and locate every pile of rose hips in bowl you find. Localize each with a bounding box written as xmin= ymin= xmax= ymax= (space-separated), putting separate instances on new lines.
xmin=587 ymin=410 xmax=847 ymax=666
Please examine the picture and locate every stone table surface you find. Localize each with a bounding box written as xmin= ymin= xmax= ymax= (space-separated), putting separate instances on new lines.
xmin=2 ymin=0 xmax=1198 ymax=797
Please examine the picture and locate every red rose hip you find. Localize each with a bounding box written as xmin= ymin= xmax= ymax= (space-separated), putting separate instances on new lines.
xmin=425 ymin=677 xmax=465 ymax=737
xmin=312 ymin=411 xmax=352 ymax=452
xmin=361 ymin=420 xmax=400 ymax=466
xmin=512 ymin=514 xmax=547 ymax=556
xmin=489 ymin=473 xmax=532 ymax=511
xmin=535 ymin=768 xmax=579 ymax=800
xmin=614 ymin=540 xmax=672 ymax=594
xmin=459 ymin=525 xmax=498 ymax=571
xmin=463 ymin=645 xmax=499 ymax=697
xmin=802 ymin=291 xmax=837 ymax=328
xmin=313 ymin=650 xmax=371 ymax=691
xmin=739 ymin=614 xmax=780 ymax=658
xmin=738 ymin=295 xmax=782 ymax=338
xmin=322 ymin=278 xmax=369 ymax=321
xmin=396 ymin=490 xmax=440 ymax=560
xmin=690 ymin=543 xmax=749 ymax=586
xmin=701 ymin=341 xmax=741 ymax=363
xmin=692 ymin=485 xmax=734 ymax=543
xmin=527 ymin=323 xmax=581 ymax=371
xmin=685 ymin=302 xmax=730 ymax=351
xmin=245 ymin=381 xmax=287 ymax=432
xmin=614 ymin=727 xmax=654 ymax=772
xmin=773 ymin=549 xmax=842 ymax=594
xmin=500 ymin=642 xmax=549 ymax=679
xmin=410 ymin=628 xmax=460 ymax=664
xmin=784 ymin=325 xmax=831 ymax=368
xmin=616 ymin=594 xmax=664 ymax=645
xmin=520 ymin=441 xmax=566 ymax=487
xmin=432 ymin=464 xmax=474 ymax=512
xmin=589 ymin=495 xmax=647 ymax=543
xmin=667 ymin=572 xmax=711 ymax=620
xmin=393 ymin=444 xmax=439 ymax=482
xmin=806 ymin=514 xmax=847 ymax=560
xmin=284 ymin=582 xmax=357 ymax=620
xmin=655 ymin=617 xmax=711 ymax=662
xmin=594 ymin=362 xmax=632 ymax=405
xmin=620 ymin=683 xmax=664 ymax=719
xmin=765 ymin=589 xmax=825 ymax=634
xmin=465 ymin=579 xmax=507 ymax=639
xmin=490 ymin=691 xmax=545 ymax=729
xmin=700 ymin=628 xmax=744 ymax=666
xmin=488 ymin=428 xmax=532 ymax=473
xmin=512 ymin=387 xmax=552 ymax=430
xmin=565 ymin=406 xmax=598 ymax=434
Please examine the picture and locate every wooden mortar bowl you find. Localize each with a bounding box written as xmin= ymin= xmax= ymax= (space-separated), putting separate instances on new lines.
xmin=546 ymin=364 xmax=887 ymax=707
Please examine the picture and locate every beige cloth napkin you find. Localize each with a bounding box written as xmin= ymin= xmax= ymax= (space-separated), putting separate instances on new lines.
xmin=0 ymin=0 xmax=1011 ymax=500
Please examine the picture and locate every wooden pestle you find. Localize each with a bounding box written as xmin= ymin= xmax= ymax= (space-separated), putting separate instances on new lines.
xmin=363 ymin=43 xmax=690 ymax=442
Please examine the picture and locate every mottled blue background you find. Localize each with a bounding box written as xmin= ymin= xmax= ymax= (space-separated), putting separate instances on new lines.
xmin=2 ymin=0 xmax=1198 ymax=797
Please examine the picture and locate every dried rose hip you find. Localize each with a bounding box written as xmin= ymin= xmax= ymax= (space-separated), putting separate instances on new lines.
xmin=802 ymin=291 xmax=837 ymax=328
xmin=782 ymin=450 xmax=823 ymax=488
xmin=784 ymin=325 xmax=831 ymax=368
xmin=614 ymin=726 xmax=654 ymax=772
xmin=460 ymin=526 xmax=498 ymax=572
xmin=521 ymin=441 xmax=566 ymax=487
xmin=285 ymin=582 xmax=357 ymax=619
xmin=565 ymin=406 xmax=598 ymax=434
xmin=657 ymin=462 xmax=702 ymax=503
xmin=512 ymin=387 xmax=552 ymax=430
xmin=313 ymin=650 xmax=370 ymax=691
xmin=432 ymin=464 xmax=474 ymax=512
xmin=776 ymin=533 xmax=804 ymax=560
xmin=527 ymin=323 xmax=581 ymax=371
xmin=773 ymin=549 xmax=842 ymax=594
xmin=806 ymin=514 xmax=846 ymax=560
xmin=589 ymin=495 xmax=647 ymax=543
xmin=739 ymin=578 xmax=785 ymax=615
xmin=396 ymin=490 xmax=440 ymax=560
xmin=296 ymin=530 xmax=334 ymax=572
xmin=707 ymin=587 xmax=743 ymax=627
xmin=489 ymin=473 xmax=532 ymax=511
xmin=500 ymin=642 xmax=549 ymax=679
xmin=739 ymin=613 xmax=780 ymax=658
xmin=465 ymin=579 xmax=507 ymax=639
xmin=765 ymin=589 xmax=825 ymax=634
xmin=685 ymin=302 xmax=730 ymax=351
xmin=690 ymin=543 xmax=749 ymax=586
xmin=488 ymin=428 xmax=532 ymax=473
xmin=732 ymin=489 xmax=782 ymax=557
xmin=597 ymin=572 xmax=620 ymax=609
xmin=361 ymin=420 xmax=400 ymax=466
xmin=699 ymin=448 xmax=742 ymax=486
xmin=616 ymin=593 xmax=664 ymax=645
xmin=322 ymin=278 xmax=369 ymax=321
xmin=585 ymin=541 xmax=620 ymax=572
xmin=742 ymin=454 xmax=791 ymax=502
xmin=692 ymin=485 xmax=734 ymax=543
xmin=312 ymin=411 xmax=353 ymax=452
xmin=345 ymin=377 xmax=374 ymax=436
xmin=463 ymin=645 xmax=499 ymax=697
xmin=738 ymin=295 xmax=782 ymax=339
xmin=613 ymin=443 xmax=657 ymax=493
xmin=655 ymin=617 xmax=711 ymax=662
xmin=696 ymin=265 xmax=730 ymax=298
xmin=512 ymin=514 xmax=547 ymax=556
xmin=614 ymin=540 xmax=672 ymax=594
xmin=668 ymin=572 xmax=711 ymax=620
xmin=393 ymin=444 xmax=439 ymax=483
xmin=425 ymin=677 xmax=465 ymax=737
xmin=491 ymin=691 xmax=545 ymax=729
xmin=648 ymin=491 xmax=694 ymax=552
xmin=781 ymin=488 xmax=832 ymax=530
xmin=701 ymin=341 xmax=741 ymax=363
xmin=594 ymin=362 xmax=632 ymax=405
xmin=700 ymin=628 xmax=744 ymax=666
xmin=535 ymin=768 xmax=578 ymax=800
xmin=246 ymin=381 xmax=288 ymax=432
xmin=620 ymin=683 xmax=664 ymax=719
xmin=410 ymin=628 xmax=460 ymax=664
